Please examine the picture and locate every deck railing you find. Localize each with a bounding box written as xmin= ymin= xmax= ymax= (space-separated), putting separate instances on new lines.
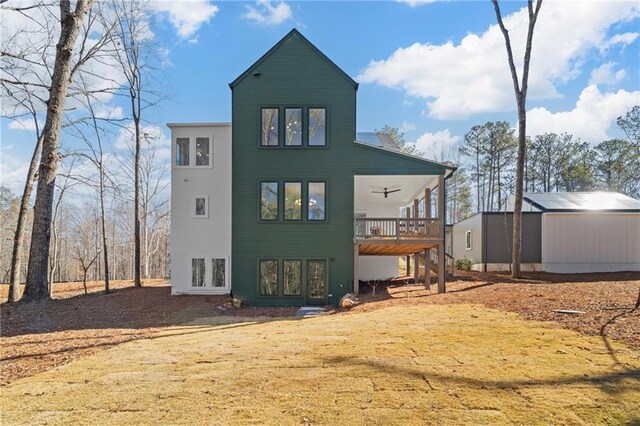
xmin=354 ymin=217 xmax=442 ymax=241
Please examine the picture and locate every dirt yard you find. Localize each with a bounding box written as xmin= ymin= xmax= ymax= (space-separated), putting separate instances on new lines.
xmin=1 ymin=304 xmax=639 ymax=424
xmin=1 ymin=272 xmax=638 ymax=390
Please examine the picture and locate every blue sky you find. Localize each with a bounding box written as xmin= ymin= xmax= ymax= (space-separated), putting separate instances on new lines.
xmin=1 ymin=0 xmax=639 ymax=192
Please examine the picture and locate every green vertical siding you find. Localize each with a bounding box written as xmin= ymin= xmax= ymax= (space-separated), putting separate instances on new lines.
xmin=232 ymin=31 xmax=449 ymax=306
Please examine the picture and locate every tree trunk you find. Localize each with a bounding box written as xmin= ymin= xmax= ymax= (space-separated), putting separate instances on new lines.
xmin=24 ymin=0 xmax=95 ymax=302
xmin=133 ymin=113 xmax=142 ymax=287
xmin=512 ymin=98 xmax=527 ymax=278
xmin=100 ymin=169 xmax=110 ymax=293
xmin=492 ymin=0 xmax=542 ymax=279
xmin=8 ymin=136 xmax=43 ymax=302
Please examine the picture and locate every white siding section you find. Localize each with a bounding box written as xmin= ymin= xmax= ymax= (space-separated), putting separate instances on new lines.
xmin=542 ymin=212 xmax=640 ymax=273
xmin=356 ymin=202 xmax=401 ymax=281
xmin=170 ymin=124 xmax=232 ymax=294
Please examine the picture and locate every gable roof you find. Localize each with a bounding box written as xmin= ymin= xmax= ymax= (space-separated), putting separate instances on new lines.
xmin=523 ymin=192 xmax=640 ymax=212
xmin=353 ymin=140 xmax=457 ymax=176
xmin=356 ymin=132 xmax=401 ymax=152
xmin=229 ymin=29 xmax=358 ymax=89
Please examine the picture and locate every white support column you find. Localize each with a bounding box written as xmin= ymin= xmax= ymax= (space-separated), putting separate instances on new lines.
xmin=437 ymin=174 xmax=446 ymax=293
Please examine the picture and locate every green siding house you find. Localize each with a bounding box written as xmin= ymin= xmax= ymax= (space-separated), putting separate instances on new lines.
xmin=228 ymin=30 xmax=455 ymax=306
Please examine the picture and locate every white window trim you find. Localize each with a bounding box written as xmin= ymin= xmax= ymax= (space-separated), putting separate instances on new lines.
xmin=173 ymin=134 xmax=214 ymax=169
xmin=465 ymin=230 xmax=472 ymax=251
xmin=193 ymin=195 xmax=209 ymax=219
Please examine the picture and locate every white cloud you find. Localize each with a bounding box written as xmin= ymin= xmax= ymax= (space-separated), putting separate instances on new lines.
xmin=115 ymin=122 xmax=171 ymax=161
xmin=589 ymin=62 xmax=625 ymax=86
xmin=359 ymin=2 xmax=640 ymax=120
xmin=8 ymin=118 xmax=39 ymax=131
xmin=0 ymin=147 xmax=29 ymax=194
xmin=601 ymin=32 xmax=639 ymax=51
xmin=413 ymin=129 xmax=461 ymax=161
xmin=244 ymin=0 xmax=292 ymax=26
xmin=399 ymin=121 xmax=416 ymax=133
xmin=153 ymin=1 xmax=218 ymax=40
xmin=396 ymin=0 xmax=438 ymax=7
xmin=527 ymin=85 xmax=640 ymax=143
xmin=94 ymin=106 xmax=124 ymax=120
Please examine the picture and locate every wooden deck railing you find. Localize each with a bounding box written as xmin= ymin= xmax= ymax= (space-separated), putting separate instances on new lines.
xmin=354 ymin=218 xmax=442 ymax=241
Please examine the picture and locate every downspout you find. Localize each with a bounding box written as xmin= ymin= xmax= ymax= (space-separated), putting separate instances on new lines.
xmin=483 ymin=213 xmax=488 ymax=272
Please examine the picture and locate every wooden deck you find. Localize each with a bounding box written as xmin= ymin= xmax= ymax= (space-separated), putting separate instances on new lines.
xmin=358 ymin=243 xmax=438 ymax=256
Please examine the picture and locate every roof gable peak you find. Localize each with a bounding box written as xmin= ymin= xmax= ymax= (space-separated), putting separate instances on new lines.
xmin=229 ymin=28 xmax=358 ymax=89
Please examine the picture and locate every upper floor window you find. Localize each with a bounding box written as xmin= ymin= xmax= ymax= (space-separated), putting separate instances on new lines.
xmin=174 ymin=136 xmax=212 ymax=167
xmin=284 ymin=182 xmax=302 ymax=220
xmin=285 ymin=108 xmax=302 ymax=146
xmin=308 ymin=108 xmax=326 ymax=146
xmin=261 ymin=108 xmax=279 ymax=146
xmin=176 ymin=138 xmax=190 ymax=166
xmin=196 ymin=137 xmax=210 ymax=166
xmin=308 ymin=182 xmax=326 ymax=221
xmin=465 ymin=230 xmax=472 ymax=251
xmin=260 ymin=182 xmax=279 ymax=220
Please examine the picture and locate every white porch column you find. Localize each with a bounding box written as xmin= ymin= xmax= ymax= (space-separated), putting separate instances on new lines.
xmin=437 ymin=174 xmax=446 ymax=293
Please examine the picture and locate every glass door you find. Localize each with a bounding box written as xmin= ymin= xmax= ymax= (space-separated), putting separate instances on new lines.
xmin=306 ymin=260 xmax=327 ymax=304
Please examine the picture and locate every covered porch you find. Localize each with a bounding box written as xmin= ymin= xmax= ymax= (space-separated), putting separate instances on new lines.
xmin=353 ymin=173 xmax=448 ymax=294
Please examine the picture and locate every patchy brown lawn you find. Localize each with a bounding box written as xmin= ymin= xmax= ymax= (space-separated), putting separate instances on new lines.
xmin=353 ymin=271 xmax=640 ymax=350
xmin=0 ymin=280 xmax=295 ymax=385
xmin=1 ymin=271 xmax=638 ymax=389
xmin=1 ymin=304 xmax=639 ymax=425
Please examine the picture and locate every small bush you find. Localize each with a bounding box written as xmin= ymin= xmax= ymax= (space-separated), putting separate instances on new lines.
xmin=455 ymin=258 xmax=472 ymax=271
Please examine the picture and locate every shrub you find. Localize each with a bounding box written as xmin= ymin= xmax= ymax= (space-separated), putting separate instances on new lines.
xmin=455 ymin=258 xmax=472 ymax=271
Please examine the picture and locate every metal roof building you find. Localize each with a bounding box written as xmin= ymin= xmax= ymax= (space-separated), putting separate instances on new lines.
xmin=452 ymin=192 xmax=640 ymax=274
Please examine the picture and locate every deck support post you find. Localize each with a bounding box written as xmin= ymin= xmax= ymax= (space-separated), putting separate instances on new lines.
xmin=353 ymin=244 xmax=359 ymax=294
xmin=405 ymin=206 xmax=411 ymax=275
xmin=413 ymin=252 xmax=419 ymax=284
xmin=425 ymin=248 xmax=431 ymax=290
xmin=437 ymin=174 xmax=446 ymax=293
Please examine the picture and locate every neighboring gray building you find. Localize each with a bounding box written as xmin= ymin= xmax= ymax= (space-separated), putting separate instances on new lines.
xmin=452 ymin=212 xmax=542 ymax=272
xmin=451 ymin=192 xmax=640 ymax=273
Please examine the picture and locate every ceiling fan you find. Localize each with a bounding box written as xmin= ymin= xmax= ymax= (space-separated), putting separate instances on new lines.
xmin=371 ymin=187 xmax=401 ymax=198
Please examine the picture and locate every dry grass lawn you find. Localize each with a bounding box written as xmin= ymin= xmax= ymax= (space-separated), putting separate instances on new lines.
xmin=2 ymin=304 xmax=639 ymax=425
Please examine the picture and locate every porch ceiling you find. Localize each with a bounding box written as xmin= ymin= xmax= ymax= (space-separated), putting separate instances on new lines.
xmin=354 ymin=175 xmax=437 ymax=212
xmin=359 ymin=243 xmax=437 ymax=256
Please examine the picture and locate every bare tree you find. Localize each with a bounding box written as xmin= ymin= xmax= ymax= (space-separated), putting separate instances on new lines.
xmin=109 ymin=0 xmax=161 ymax=287
xmin=491 ymin=0 xmax=543 ymax=278
xmin=17 ymin=0 xmax=95 ymax=301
